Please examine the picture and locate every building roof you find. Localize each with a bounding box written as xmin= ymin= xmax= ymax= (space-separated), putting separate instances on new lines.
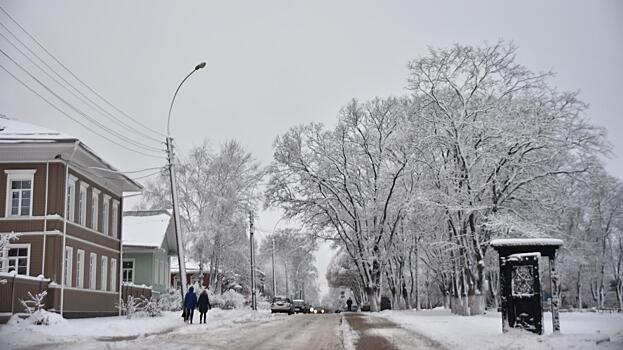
xmin=123 ymin=210 xmax=176 ymax=253
xmin=0 ymin=115 xmax=77 ymax=142
xmin=0 ymin=115 xmax=142 ymax=194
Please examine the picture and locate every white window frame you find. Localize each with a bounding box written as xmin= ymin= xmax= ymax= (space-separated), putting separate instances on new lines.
xmin=100 ymin=255 xmax=108 ymax=291
xmin=76 ymin=249 xmax=85 ymax=288
xmin=64 ymin=246 xmax=73 ymax=287
xmin=78 ymin=183 xmax=89 ymax=226
xmin=2 ymin=243 xmax=31 ymax=275
xmin=67 ymin=175 xmax=77 ymax=222
xmin=122 ymin=258 xmax=135 ymax=283
xmin=91 ymin=188 xmax=100 ymax=231
xmin=102 ymin=195 xmax=110 ymax=236
xmin=111 ymin=200 xmax=119 ymax=238
xmin=89 ymin=252 xmax=97 ymax=290
xmin=110 ymin=258 xmax=117 ymax=292
xmin=5 ymin=169 xmax=36 ymax=217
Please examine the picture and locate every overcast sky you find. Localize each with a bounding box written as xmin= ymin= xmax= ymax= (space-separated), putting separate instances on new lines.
xmin=1 ymin=0 xmax=621 ymax=298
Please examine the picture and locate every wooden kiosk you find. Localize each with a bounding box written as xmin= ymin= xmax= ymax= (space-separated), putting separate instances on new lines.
xmin=491 ymin=238 xmax=563 ymax=335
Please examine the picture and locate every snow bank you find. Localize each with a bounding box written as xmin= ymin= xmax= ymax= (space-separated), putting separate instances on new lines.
xmin=378 ymin=309 xmax=623 ymax=350
xmin=341 ymin=316 xmax=359 ymax=350
xmin=0 ymin=309 xmax=274 ymax=349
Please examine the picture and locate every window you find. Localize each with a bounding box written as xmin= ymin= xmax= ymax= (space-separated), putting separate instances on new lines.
xmin=110 ymin=258 xmax=117 ymax=292
xmin=66 ymin=175 xmax=77 ymax=221
xmin=3 ymin=244 xmax=30 ymax=275
xmin=78 ymin=183 xmax=88 ymax=226
xmin=101 ymin=256 xmax=108 ymax=291
xmin=155 ymin=259 xmax=160 ymax=285
xmin=76 ymin=249 xmax=85 ymax=288
xmin=122 ymin=259 xmax=134 ymax=283
xmin=91 ymin=189 xmax=99 ymax=231
xmin=159 ymin=260 xmax=164 ymax=285
xmin=111 ymin=201 xmax=119 ymax=238
xmin=64 ymin=246 xmax=73 ymax=286
xmin=5 ymin=169 xmax=36 ymax=217
xmin=89 ymin=253 xmax=97 ymax=289
xmin=102 ymin=195 xmax=110 ymax=235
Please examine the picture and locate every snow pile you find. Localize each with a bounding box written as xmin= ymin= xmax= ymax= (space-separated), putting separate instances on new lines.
xmin=341 ymin=316 xmax=359 ymax=350
xmin=0 ymin=311 xmax=180 ymax=349
xmin=378 ymin=309 xmax=623 ymax=350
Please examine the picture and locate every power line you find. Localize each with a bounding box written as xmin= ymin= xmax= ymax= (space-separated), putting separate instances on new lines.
xmin=0 ymin=25 xmax=164 ymax=146
xmin=0 ymin=63 xmax=165 ymax=160
xmin=68 ymin=159 xmax=165 ymax=181
xmin=0 ymin=48 xmax=165 ymax=154
xmin=0 ymin=5 xmax=166 ymax=139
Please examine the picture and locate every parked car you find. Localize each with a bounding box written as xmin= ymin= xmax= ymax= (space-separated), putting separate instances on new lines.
xmin=292 ymin=299 xmax=309 ymax=314
xmin=271 ymin=296 xmax=294 ymax=314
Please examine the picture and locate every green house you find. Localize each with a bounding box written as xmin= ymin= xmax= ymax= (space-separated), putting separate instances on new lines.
xmin=122 ymin=210 xmax=177 ymax=295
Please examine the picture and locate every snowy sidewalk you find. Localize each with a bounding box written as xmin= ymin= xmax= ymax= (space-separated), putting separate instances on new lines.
xmin=377 ymin=308 xmax=623 ymax=350
xmin=342 ymin=312 xmax=444 ymax=350
xmin=0 ymin=309 xmax=273 ymax=349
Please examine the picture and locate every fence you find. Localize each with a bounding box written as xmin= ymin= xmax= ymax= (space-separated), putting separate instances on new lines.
xmin=0 ymin=273 xmax=51 ymax=323
xmin=121 ymin=282 xmax=152 ymax=302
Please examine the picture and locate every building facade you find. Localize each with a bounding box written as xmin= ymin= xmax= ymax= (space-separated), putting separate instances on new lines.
xmin=122 ymin=210 xmax=176 ymax=295
xmin=0 ymin=116 xmax=142 ymax=320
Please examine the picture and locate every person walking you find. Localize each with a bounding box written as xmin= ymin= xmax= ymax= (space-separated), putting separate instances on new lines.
xmin=184 ymin=286 xmax=198 ymax=324
xmin=346 ymin=297 xmax=353 ymax=312
xmin=198 ymin=289 xmax=211 ymax=324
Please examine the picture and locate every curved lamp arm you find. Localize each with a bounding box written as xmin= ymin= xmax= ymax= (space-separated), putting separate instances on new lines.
xmin=166 ymin=62 xmax=207 ymax=136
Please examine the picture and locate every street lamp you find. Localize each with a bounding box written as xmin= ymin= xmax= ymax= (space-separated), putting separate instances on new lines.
xmin=166 ymin=62 xmax=206 ymax=298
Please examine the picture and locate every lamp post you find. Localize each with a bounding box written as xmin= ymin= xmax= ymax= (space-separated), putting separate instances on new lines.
xmin=166 ymin=62 xmax=206 ymax=298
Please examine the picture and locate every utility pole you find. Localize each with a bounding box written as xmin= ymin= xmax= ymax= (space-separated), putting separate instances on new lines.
xmin=272 ymin=237 xmax=276 ymax=296
xmin=167 ymin=137 xmax=187 ymax=298
xmin=249 ymin=211 xmax=257 ymax=310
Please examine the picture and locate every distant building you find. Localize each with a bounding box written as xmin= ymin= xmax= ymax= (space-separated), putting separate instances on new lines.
xmin=170 ymin=258 xmax=210 ymax=290
xmin=0 ymin=116 xmax=142 ymax=321
xmin=122 ymin=210 xmax=176 ymax=294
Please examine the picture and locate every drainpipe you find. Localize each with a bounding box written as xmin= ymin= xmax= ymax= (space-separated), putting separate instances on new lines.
xmin=60 ymin=141 xmax=80 ymax=317
xmin=41 ymin=161 xmax=49 ymax=276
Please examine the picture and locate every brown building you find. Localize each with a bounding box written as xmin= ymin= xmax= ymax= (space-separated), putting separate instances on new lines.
xmin=0 ymin=116 xmax=142 ymax=320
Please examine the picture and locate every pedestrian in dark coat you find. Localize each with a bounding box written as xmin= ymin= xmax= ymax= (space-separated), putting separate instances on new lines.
xmin=198 ymin=290 xmax=211 ymax=324
xmin=184 ymin=286 xmax=198 ymax=323
xmin=346 ymin=297 xmax=353 ymax=312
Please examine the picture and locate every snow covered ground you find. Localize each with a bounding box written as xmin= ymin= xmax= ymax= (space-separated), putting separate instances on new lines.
xmin=0 ymin=309 xmax=274 ymax=349
xmin=378 ymin=308 xmax=623 ymax=350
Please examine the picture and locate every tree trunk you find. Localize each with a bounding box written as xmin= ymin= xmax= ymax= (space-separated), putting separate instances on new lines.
xmin=366 ymin=286 xmax=379 ymax=312
xmin=576 ymin=267 xmax=582 ymax=310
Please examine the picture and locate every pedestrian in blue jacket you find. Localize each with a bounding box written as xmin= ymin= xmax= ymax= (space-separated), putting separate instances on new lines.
xmin=184 ymin=286 xmax=197 ymax=323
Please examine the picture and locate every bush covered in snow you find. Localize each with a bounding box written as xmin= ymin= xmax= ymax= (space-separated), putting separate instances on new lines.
xmin=210 ymin=289 xmax=246 ymax=309
xmin=15 ymin=290 xmax=64 ymax=326
xmin=158 ymin=288 xmax=182 ymax=311
xmin=117 ymin=295 xmax=162 ymax=318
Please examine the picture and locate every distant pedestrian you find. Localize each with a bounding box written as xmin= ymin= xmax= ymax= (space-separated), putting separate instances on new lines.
xmin=184 ymin=286 xmax=198 ymax=323
xmin=198 ymin=289 xmax=211 ymax=324
xmin=346 ymin=297 xmax=353 ymax=312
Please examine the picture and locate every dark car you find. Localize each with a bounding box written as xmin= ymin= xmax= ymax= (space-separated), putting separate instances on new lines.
xmin=271 ymin=296 xmax=294 ymax=314
xmin=292 ymin=299 xmax=309 ymax=314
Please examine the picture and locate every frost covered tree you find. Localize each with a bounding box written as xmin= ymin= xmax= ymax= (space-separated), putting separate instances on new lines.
xmin=257 ymin=228 xmax=319 ymax=303
xmin=265 ymin=98 xmax=414 ymax=311
xmin=142 ymin=140 xmax=263 ymax=294
xmin=405 ymin=41 xmax=606 ymax=314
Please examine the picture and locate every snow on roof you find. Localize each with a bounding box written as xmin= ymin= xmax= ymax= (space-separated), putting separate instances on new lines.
xmin=122 ymin=211 xmax=172 ymax=248
xmin=0 ymin=114 xmax=77 ymax=142
xmin=170 ymin=258 xmax=205 ymax=273
xmin=490 ymin=238 xmax=563 ymax=247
